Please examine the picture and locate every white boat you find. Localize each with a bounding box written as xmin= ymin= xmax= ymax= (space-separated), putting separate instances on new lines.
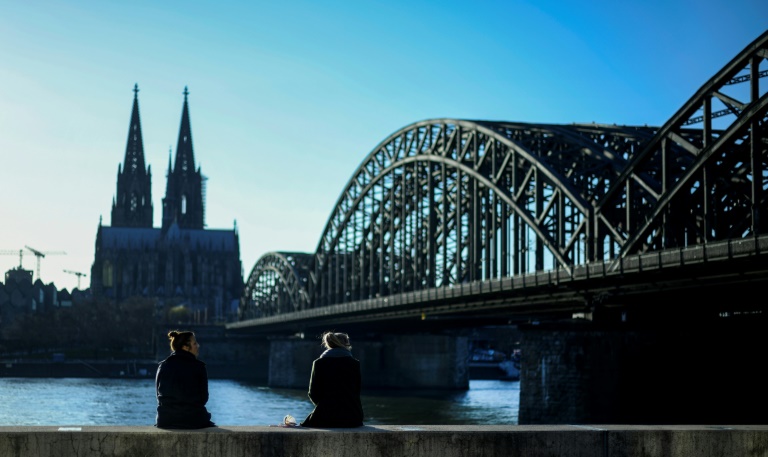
xmin=468 ymin=349 xmax=520 ymax=380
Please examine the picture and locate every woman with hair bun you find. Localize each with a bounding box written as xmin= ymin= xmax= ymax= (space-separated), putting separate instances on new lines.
xmin=300 ymin=331 xmax=364 ymax=428
xmin=154 ymin=330 xmax=216 ymax=429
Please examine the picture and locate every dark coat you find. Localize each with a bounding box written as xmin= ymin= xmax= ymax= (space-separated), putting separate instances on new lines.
xmin=300 ymin=349 xmax=364 ymax=428
xmin=155 ymin=349 xmax=215 ymax=429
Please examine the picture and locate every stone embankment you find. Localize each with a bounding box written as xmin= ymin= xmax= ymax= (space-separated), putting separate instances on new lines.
xmin=1 ymin=425 xmax=767 ymax=457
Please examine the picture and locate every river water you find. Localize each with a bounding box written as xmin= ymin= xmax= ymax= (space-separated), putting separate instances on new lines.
xmin=0 ymin=378 xmax=519 ymax=426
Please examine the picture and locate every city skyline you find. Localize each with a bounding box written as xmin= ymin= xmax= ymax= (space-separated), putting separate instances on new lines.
xmin=0 ymin=1 xmax=765 ymax=291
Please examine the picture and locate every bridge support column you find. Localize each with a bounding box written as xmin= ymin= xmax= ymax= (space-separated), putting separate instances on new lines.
xmin=370 ymin=334 xmax=469 ymax=389
xmin=518 ymin=316 xmax=768 ymax=424
xmin=268 ymin=334 xmax=469 ymax=390
xmin=268 ymin=338 xmax=317 ymax=389
xmin=159 ymin=326 xmax=270 ymax=382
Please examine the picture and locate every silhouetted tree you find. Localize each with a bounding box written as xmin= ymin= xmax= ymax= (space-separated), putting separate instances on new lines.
xmin=2 ymin=296 xmax=155 ymax=358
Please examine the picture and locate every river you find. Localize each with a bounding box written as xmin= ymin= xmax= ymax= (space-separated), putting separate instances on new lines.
xmin=0 ymin=378 xmax=519 ymax=426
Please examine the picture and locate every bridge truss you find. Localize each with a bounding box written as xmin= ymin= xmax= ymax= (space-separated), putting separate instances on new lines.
xmin=239 ymin=30 xmax=768 ymax=322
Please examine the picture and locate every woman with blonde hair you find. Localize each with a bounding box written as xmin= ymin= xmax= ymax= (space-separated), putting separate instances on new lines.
xmin=300 ymin=331 xmax=364 ymax=428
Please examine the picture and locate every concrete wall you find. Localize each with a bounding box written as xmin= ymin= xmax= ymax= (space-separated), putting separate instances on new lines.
xmin=1 ymin=425 xmax=766 ymax=457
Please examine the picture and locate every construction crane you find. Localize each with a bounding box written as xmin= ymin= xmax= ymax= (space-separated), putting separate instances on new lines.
xmin=0 ymin=249 xmax=25 ymax=269
xmin=63 ymin=269 xmax=87 ymax=289
xmin=24 ymin=246 xmax=66 ymax=282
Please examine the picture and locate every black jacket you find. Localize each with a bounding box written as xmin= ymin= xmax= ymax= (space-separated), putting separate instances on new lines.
xmin=155 ymin=349 xmax=215 ymax=429
xmin=300 ymin=348 xmax=364 ymax=428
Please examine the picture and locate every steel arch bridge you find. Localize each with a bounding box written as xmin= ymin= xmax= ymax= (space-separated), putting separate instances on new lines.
xmin=238 ymin=30 xmax=768 ymax=324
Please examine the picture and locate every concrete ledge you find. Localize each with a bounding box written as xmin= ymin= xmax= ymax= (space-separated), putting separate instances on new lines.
xmin=1 ymin=425 xmax=767 ymax=457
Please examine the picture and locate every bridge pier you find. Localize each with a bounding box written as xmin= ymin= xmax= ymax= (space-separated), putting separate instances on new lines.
xmin=518 ymin=313 xmax=768 ymax=424
xmin=268 ymin=334 xmax=469 ymax=390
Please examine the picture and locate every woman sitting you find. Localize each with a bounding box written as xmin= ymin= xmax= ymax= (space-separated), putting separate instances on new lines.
xmin=154 ymin=330 xmax=216 ymax=429
xmin=300 ymin=331 xmax=364 ymax=428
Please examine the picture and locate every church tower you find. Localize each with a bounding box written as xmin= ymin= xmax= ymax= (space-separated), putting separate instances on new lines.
xmin=111 ymin=84 xmax=153 ymax=228
xmin=93 ymin=85 xmax=243 ymax=322
xmin=162 ymin=86 xmax=205 ymax=230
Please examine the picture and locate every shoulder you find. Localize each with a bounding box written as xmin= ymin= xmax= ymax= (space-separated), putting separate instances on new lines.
xmin=316 ymin=356 xmax=358 ymax=365
xmin=159 ymin=353 xmax=178 ymax=365
xmin=161 ymin=352 xmax=204 ymax=367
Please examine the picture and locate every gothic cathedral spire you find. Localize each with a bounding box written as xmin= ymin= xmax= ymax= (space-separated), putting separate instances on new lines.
xmin=111 ymin=83 xmax=153 ymax=228
xmin=162 ymin=86 xmax=205 ymax=230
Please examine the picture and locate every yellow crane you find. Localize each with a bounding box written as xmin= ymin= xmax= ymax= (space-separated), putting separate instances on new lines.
xmin=63 ymin=269 xmax=87 ymax=289
xmin=24 ymin=246 xmax=66 ymax=282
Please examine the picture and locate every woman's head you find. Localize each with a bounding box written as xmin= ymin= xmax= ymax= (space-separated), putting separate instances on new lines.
xmin=168 ymin=330 xmax=199 ymax=356
xmin=321 ymin=331 xmax=351 ymax=350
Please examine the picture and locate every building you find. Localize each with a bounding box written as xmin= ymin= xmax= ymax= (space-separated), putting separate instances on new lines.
xmin=0 ymin=270 xmax=80 ymax=340
xmin=90 ymin=85 xmax=243 ymax=322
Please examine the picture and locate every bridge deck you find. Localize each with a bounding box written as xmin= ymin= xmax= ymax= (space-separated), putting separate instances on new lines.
xmin=230 ymin=235 xmax=768 ymax=333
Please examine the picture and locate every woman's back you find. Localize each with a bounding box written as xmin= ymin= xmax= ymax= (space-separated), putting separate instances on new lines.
xmin=155 ymin=331 xmax=215 ymax=429
xmin=300 ymin=341 xmax=364 ymax=428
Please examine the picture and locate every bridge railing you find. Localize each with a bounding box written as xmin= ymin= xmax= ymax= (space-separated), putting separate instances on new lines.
xmin=229 ymin=235 xmax=768 ymax=332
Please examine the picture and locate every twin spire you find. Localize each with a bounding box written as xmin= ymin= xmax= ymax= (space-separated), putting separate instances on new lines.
xmin=175 ymin=86 xmax=195 ymax=174
xmin=111 ymin=84 xmax=204 ymax=231
xmin=124 ymin=83 xmax=147 ymax=175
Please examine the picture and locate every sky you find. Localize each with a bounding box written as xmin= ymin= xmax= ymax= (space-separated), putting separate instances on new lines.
xmin=0 ymin=0 xmax=765 ymax=291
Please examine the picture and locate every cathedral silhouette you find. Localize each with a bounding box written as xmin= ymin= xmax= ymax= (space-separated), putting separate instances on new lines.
xmin=90 ymin=85 xmax=243 ymax=322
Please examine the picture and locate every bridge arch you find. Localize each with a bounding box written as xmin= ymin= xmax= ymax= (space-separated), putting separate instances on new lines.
xmin=309 ymin=119 xmax=657 ymax=307
xmin=239 ymin=251 xmax=312 ymax=319
xmin=240 ymin=30 xmax=768 ymax=319
xmin=596 ymin=29 xmax=768 ymax=266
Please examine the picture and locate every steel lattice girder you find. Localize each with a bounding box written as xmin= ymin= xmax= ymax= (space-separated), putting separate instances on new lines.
xmin=239 ymin=251 xmax=312 ymax=319
xmin=242 ymin=30 xmax=768 ymax=316
xmin=597 ymin=30 xmax=768 ymax=266
xmin=309 ymin=120 xmax=663 ymax=308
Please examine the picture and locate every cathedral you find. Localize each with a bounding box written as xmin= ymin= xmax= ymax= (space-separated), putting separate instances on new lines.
xmin=90 ymin=85 xmax=243 ymax=322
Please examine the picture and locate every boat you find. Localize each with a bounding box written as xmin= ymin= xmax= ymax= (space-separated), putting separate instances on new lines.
xmin=468 ymin=348 xmax=520 ymax=381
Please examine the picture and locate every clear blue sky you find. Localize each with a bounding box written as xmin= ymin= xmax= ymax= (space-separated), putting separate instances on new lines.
xmin=0 ymin=0 xmax=765 ymax=291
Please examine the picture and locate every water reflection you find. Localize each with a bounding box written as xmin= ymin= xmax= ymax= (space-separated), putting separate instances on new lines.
xmin=363 ymin=380 xmax=519 ymax=425
xmin=0 ymin=378 xmax=518 ymax=426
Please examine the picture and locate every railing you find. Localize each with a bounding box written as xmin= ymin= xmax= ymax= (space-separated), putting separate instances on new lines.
xmin=229 ymin=235 xmax=768 ymax=333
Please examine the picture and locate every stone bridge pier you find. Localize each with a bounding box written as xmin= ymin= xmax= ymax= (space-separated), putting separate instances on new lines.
xmin=518 ymin=313 xmax=768 ymax=424
xmin=267 ymin=334 xmax=470 ymax=390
